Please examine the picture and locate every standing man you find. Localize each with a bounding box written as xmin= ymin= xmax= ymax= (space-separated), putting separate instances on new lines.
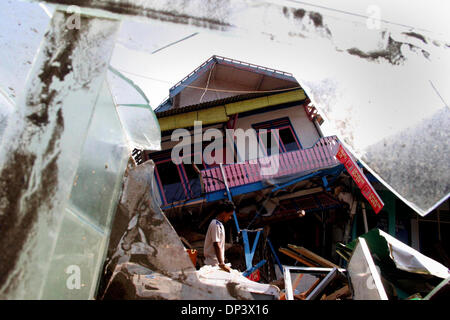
xmin=203 ymin=200 xmax=235 ymax=272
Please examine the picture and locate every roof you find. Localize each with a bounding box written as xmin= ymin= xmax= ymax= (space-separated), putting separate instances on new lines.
xmin=155 ymin=88 xmax=301 ymax=118
xmin=155 ymin=55 xmax=300 ymax=114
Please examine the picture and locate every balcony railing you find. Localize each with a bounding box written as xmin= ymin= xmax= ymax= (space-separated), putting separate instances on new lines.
xmin=201 ymin=136 xmax=340 ymax=193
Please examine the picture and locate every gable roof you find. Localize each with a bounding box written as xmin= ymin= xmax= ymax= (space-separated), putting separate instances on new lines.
xmin=155 ymin=55 xmax=300 ymax=114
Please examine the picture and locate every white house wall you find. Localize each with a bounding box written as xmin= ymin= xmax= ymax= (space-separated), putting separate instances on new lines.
xmin=235 ymin=104 xmax=320 ymax=159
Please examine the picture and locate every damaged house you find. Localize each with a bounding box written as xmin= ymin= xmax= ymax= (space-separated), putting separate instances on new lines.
xmin=141 ymin=55 xmax=363 ymax=282
xmin=130 ymin=55 xmax=449 ymax=300
xmin=1 ymin=0 xmax=448 ymax=301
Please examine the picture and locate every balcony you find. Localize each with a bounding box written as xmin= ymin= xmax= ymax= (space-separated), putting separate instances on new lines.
xmin=201 ymin=136 xmax=341 ymax=197
xmin=158 ymin=136 xmax=342 ymax=209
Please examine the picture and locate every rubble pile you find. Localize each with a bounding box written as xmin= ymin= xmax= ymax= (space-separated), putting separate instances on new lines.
xmin=277 ymin=229 xmax=449 ymax=300
xmin=98 ymin=160 xmax=279 ymax=300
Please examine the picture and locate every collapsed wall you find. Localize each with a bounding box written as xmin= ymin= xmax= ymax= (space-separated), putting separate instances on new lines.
xmin=99 ymin=159 xmax=278 ymax=300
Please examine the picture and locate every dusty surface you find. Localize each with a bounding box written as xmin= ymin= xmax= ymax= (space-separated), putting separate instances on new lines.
xmin=99 ymin=160 xmax=262 ymax=300
xmin=0 ymin=11 xmax=119 ymax=298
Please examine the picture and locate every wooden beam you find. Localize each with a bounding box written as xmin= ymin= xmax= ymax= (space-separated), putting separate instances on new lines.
xmin=279 ymin=248 xmax=320 ymax=267
xmin=277 ymin=187 xmax=324 ymax=201
xmin=324 ymin=285 xmax=351 ymax=300
xmin=288 ymin=244 xmax=339 ymax=269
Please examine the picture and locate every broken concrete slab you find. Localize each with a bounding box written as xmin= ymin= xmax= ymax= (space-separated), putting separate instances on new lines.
xmin=100 ymin=160 xmax=276 ymax=300
xmin=102 ymin=262 xmax=258 ymax=300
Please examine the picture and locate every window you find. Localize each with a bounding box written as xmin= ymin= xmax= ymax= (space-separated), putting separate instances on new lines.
xmin=203 ymin=137 xmax=235 ymax=167
xmin=258 ymin=130 xmax=281 ymax=156
xmin=155 ymin=160 xmax=187 ymax=204
xmin=252 ymin=117 xmax=301 ymax=156
xmin=153 ymin=150 xmax=206 ymax=205
xmin=180 ymin=154 xmax=205 ymax=199
xmin=278 ymin=127 xmax=299 ymax=152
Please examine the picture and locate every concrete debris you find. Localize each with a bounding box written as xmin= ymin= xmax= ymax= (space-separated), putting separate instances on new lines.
xmin=197 ymin=265 xmax=280 ymax=299
xmin=102 ymin=262 xmax=258 ymax=300
xmin=99 ymin=160 xmax=278 ymax=300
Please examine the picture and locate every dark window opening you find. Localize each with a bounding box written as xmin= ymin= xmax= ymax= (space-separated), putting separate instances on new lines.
xmin=253 ymin=117 xmax=301 ymax=156
xmin=183 ymin=162 xmax=205 ymax=198
xmin=278 ymin=127 xmax=299 ymax=152
xmin=259 ymin=130 xmax=281 ymax=156
xmin=155 ymin=161 xmax=187 ymax=204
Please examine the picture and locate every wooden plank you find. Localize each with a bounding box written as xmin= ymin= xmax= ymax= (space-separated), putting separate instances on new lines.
xmin=278 ymin=187 xmax=324 ymax=201
xmin=239 ymin=163 xmax=250 ymax=184
xmin=312 ymin=145 xmax=323 ymax=168
xmin=211 ymin=167 xmax=222 ymax=191
xmin=314 ymin=145 xmax=324 ymax=167
xmin=322 ymin=143 xmax=334 ymax=166
xmin=310 ymin=147 xmax=320 ymax=169
xmin=300 ymin=149 xmax=310 ymax=171
xmin=243 ymin=162 xmax=253 ymax=183
xmin=293 ymin=150 xmax=304 ymax=173
xmin=286 ymin=152 xmax=296 ymax=175
xmin=233 ymin=164 xmax=243 ymax=186
xmin=236 ymin=163 xmax=246 ymax=185
xmin=244 ymin=162 xmax=255 ymax=183
xmin=207 ymin=170 xmax=214 ymax=192
xmin=218 ymin=167 xmax=226 ymax=190
xmin=289 ymin=151 xmax=299 ymax=173
xmin=280 ymin=153 xmax=289 ymax=177
xmin=207 ymin=169 xmax=216 ymax=192
xmin=228 ymin=165 xmax=237 ymax=187
xmin=250 ymin=162 xmax=259 ymax=182
xmin=288 ymin=244 xmax=340 ymax=269
xmin=179 ymin=237 xmax=192 ymax=249
xmin=231 ymin=164 xmax=240 ymax=186
xmin=279 ymin=248 xmax=320 ymax=267
xmin=222 ymin=166 xmax=231 ymax=188
xmin=282 ymin=152 xmax=291 ymax=176
xmin=317 ymin=144 xmax=328 ymax=166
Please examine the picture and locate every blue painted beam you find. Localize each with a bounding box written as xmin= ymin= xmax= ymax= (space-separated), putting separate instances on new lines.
xmin=243 ymin=259 xmax=267 ymax=277
xmin=250 ymin=231 xmax=261 ymax=261
xmin=271 ymin=171 xmax=322 ymax=192
xmin=206 ymin=165 xmax=345 ymax=202
xmin=205 ymin=181 xmax=266 ymax=202
xmin=322 ymin=176 xmax=330 ymax=191
xmin=160 ymin=197 xmax=205 ymax=210
xmin=242 ymin=230 xmax=252 ymax=270
xmin=267 ymin=238 xmax=283 ymax=275
xmin=242 ymin=229 xmax=262 ymax=270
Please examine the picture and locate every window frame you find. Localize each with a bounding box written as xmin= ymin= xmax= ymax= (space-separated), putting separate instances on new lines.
xmin=252 ymin=117 xmax=303 ymax=156
xmin=153 ymin=150 xmax=207 ymax=205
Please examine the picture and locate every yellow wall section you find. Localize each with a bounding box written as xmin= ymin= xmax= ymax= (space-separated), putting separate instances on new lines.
xmin=199 ymin=105 xmax=228 ymax=125
xmin=158 ymin=89 xmax=306 ymax=131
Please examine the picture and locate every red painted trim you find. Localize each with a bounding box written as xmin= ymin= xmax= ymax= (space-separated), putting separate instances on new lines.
xmin=179 ymin=152 xmax=205 ymax=198
xmin=153 ymin=165 xmax=168 ymax=205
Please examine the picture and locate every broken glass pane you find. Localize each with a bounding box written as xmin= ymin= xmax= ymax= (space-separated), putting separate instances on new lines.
xmin=41 ymin=81 xmax=129 ymax=299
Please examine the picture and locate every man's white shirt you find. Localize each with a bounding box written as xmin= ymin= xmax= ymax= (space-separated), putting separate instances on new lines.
xmin=203 ymin=219 xmax=225 ymax=266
